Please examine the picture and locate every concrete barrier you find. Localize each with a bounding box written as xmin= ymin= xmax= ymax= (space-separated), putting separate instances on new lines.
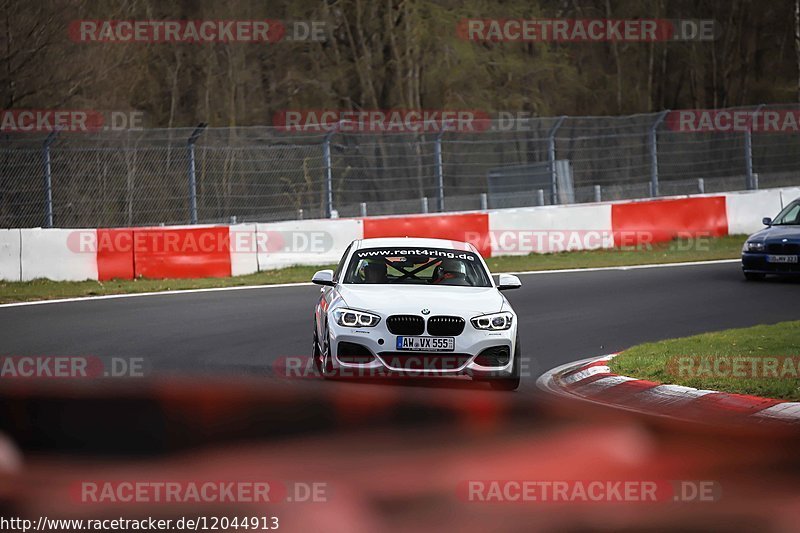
xmin=0 ymin=229 xmax=21 ymax=282
xmin=256 ymin=219 xmax=363 ymax=270
xmin=487 ymin=204 xmax=613 ymax=255
xmin=229 ymin=224 xmax=259 ymax=277
xmin=725 ymin=190 xmax=784 ymax=235
xmin=20 ymin=228 xmax=97 ymax=281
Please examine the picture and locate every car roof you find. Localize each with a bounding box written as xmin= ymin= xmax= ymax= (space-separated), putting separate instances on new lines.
xmin=354 ymin=237 xmax=477 ymax=252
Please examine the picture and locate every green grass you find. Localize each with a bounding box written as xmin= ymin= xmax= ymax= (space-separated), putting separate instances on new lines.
xmin=610 ymin=321 xmax=800 ymax=401
xmin=0 ymin=235 xmax=746 ymax=304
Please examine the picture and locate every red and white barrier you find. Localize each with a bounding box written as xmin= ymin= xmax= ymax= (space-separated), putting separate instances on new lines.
xmin=2 ymin=186 xmax=798 ymax=282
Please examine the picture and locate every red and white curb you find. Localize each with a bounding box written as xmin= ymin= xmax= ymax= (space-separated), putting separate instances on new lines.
xmin=537 ymin=354 xmax=800 ymax=424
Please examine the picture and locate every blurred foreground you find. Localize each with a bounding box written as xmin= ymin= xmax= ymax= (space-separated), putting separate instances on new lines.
xmin=1 ymin=377 xmax=799 ymax=532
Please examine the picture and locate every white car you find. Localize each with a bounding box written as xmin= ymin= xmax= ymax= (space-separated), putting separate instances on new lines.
xmin=311 ymin=237 xmax=522 ymax=390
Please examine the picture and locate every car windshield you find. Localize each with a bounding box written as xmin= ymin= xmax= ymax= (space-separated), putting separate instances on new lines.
xmin=772 ymin=201 xmax=800 ymax=225
xmin=343 ymin=247 xmax=492 ymax=287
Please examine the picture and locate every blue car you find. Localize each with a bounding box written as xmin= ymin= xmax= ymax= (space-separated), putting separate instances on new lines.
xmin=741 ymin=198 xmax=800 ymax=280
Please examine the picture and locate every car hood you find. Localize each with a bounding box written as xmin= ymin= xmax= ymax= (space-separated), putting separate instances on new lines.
xmin=336 ymin=284 xmax=508 ymax=317
xmin=749 ymin=226 xmax=800 ymax=242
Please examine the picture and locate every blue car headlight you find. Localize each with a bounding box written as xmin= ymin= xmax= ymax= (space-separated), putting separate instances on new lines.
xmin=333 ymin=308 xmax=381 ymax=327
xmin=743 ymin=241 xmax=765 ymax=252
xmin=471 ymin=312 xmax=514 ymax=331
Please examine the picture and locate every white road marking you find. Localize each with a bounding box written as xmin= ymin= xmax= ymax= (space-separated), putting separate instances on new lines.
xmin=0 ymin=282 xmax=314 ymax=308
xmin=0 ymin=258 xmax=739 ymax=308
xmin=509 ymin=258 xmax=740 ymax=277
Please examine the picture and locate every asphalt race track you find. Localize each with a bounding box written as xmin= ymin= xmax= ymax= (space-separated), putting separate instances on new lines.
xmin=2 ymin=261 xmax=799 ymax=391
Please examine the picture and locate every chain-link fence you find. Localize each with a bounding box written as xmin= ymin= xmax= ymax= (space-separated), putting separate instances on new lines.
xmin=2 ymin=104 xmax=800 ymax=228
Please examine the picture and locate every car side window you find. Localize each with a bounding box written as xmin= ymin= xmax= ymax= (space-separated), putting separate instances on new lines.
xmin=333 ymin=243 xmax=353 ymax=282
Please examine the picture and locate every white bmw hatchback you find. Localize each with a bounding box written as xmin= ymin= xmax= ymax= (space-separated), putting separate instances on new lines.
xmin=311 ymin=237 xmax=522 ymax=390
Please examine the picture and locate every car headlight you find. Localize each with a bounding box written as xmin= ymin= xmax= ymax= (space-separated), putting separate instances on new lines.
xmin=743 ymin=241 xmax=765 ymax=252
xmin=471 ymin=311 xmax=514 ymax=331
xmin=333 ymin=308 xmax=381 ymax=327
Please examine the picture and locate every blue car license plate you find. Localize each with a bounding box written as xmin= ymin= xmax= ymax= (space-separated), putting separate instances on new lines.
xmin=767 ymin=255 xmax=798 ymax=264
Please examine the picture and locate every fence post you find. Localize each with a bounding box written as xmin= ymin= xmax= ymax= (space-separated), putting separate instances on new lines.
xmin=745 ymin=104 xmax=764 ymax=190
xmin=547 ymin=116 xmax=567 ymax=205
xmin=42 ymin=129 xmax=60 ymax=228
xmin=323 ymin=130 xmax=335 ymax=218
xmin=698 ymin=178 xmax=705 ymax=194
xmin=480 ymin=193 xmax=488 ymax=210
xmin=421 ymin=197 xmax=429 ymax=214
xmin=594 ymin=185 xmax=602 ymax=202
xmin=321 ymin=120 xmax=353 ymax=219
xmin=649 ymin=110 xmax=669 ymax=197
xmin=434 ymin=128 xmax=447 ymax=212
xmin=360 ymin=202 xmax=367 ymax=217
xmin=186 ymin=123 xmax=207 ymax=224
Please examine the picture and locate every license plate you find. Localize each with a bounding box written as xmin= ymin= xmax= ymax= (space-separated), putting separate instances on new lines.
xmin=396 ymin=336 xmax=455 ymax=352
xmin=767 ymin=255 xmax=798 ymax=264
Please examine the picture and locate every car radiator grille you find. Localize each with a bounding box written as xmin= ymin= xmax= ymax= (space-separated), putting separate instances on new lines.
xmin=426 ymin=316 xmax=465 ymax=336
xmin=386 ymin=315 xmax=425 ymax=335
xmin=766 ymin=242 xmax=800 ymax=254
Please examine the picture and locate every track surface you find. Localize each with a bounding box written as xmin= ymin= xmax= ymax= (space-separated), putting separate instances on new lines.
xmin=2 ymin=262 xmax=799 ymax=390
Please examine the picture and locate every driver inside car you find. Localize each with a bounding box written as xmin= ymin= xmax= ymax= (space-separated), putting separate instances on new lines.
xmin=431 ymin=258 xmax=468 ymax=285
xmin=362 ymin=261 xmax=388 ymax=283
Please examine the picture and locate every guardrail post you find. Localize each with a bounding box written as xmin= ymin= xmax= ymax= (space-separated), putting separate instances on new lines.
xmin=187 ymin=123 xmax=207 ymax=224
xmin=42 ymin=129 xmax=60 ymax=228
xmin=649 ymin=110 xmax=669 ymax=197
xmin=745 ymin=104 xmax=764 ymax=190
xmin=547 ymin=116 xmax=567 ymax=205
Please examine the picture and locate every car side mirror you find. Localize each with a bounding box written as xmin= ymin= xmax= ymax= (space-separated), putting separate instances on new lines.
xmin=762 ymin=217 xmax=773 ymax=226
xmin=497 ymin=274 xmax=522 ymax=291
xmin=312 ymin=269 xmax=335 ymax=286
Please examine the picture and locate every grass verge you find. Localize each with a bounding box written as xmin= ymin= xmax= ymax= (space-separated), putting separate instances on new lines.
xmin=610 ymin=321 xmax=800 ymax=401
xmin=0 ymin=235 xmax=746 ymax=304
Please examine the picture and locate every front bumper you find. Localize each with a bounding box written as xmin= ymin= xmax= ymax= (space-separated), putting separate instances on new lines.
xmin=327 ymin=314 xmax=518 ymax=378
xmin=741 ymin=252 xmax=800 ymax=276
